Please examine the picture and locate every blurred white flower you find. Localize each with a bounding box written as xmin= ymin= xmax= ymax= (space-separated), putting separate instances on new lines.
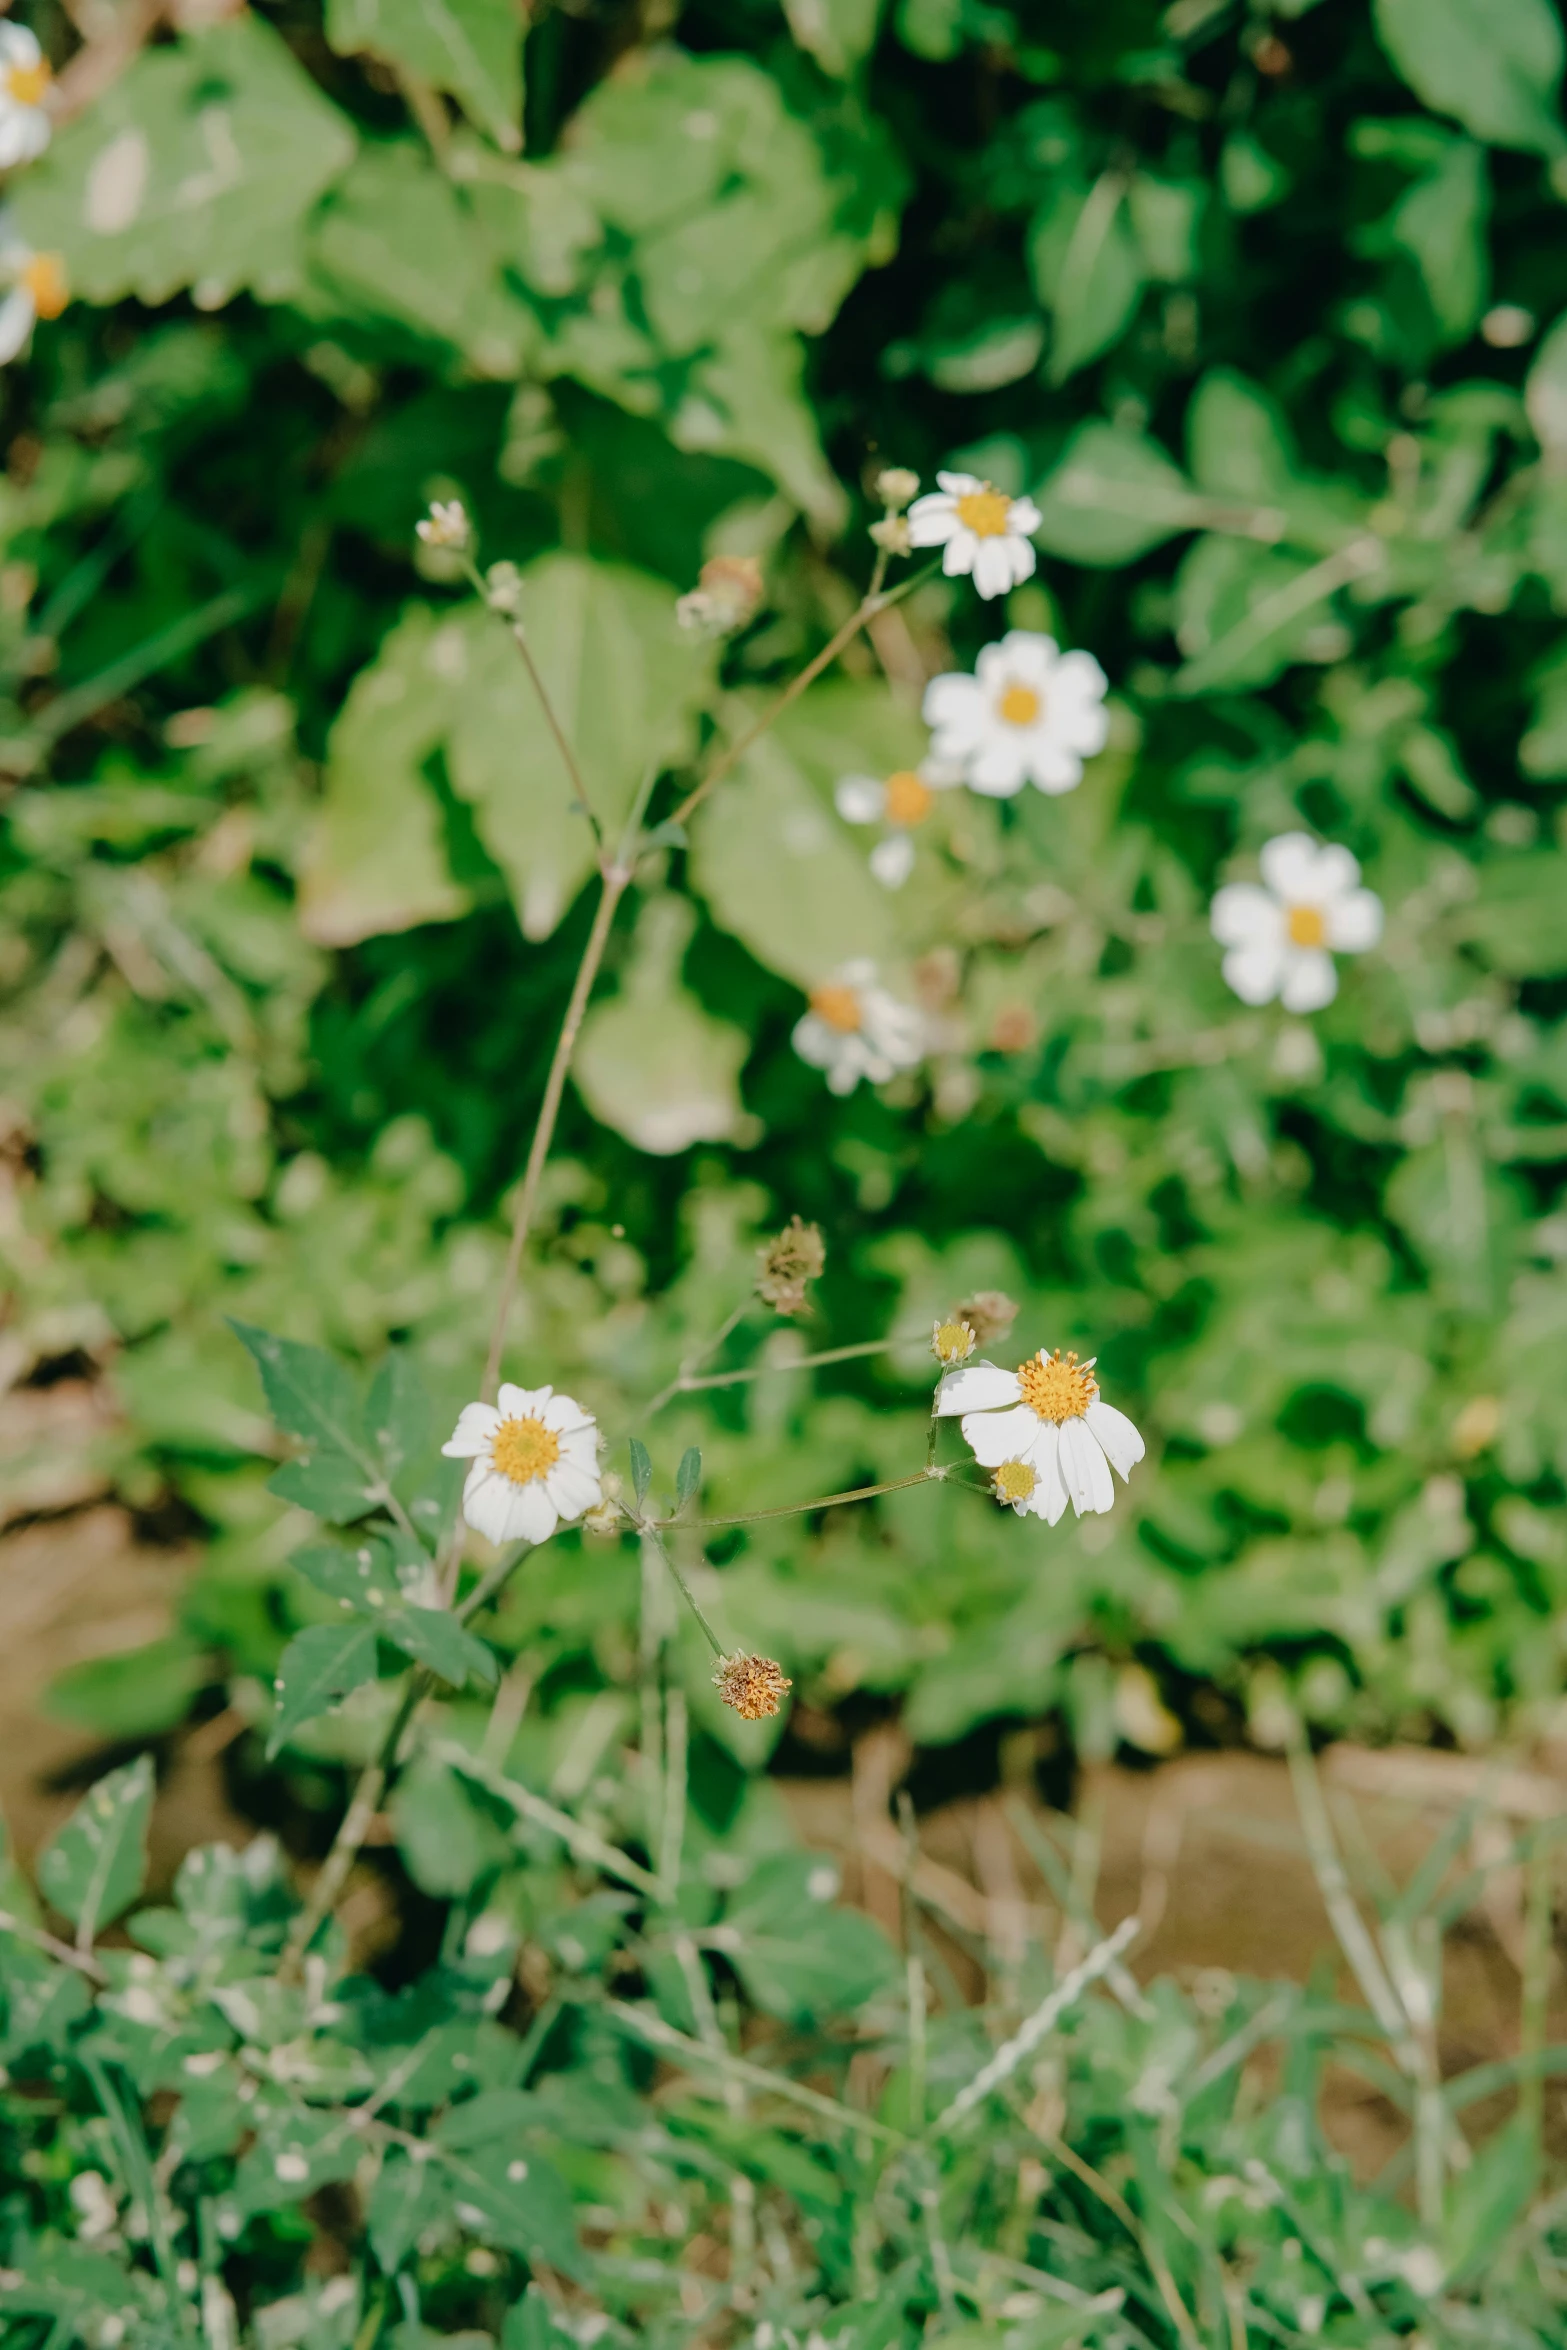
xmin=0 ymin=27 xmax=52 ymax=169
xmin=923 ymin=631 xmax=1109 ymax=797
xmin=0 ymin=220 xmax=64 ymax=362
xmin=1210 ymin=832 xmax=1382 ymax=1013
xmin=417 ymin=499 xmax=469 ymax=552
xmin=442 ymin=1383 xmax=602 ymax=1545
xmin=833 ymin=764 xmax=958 ymax=889
xmin=936 ymin=1347 xmax=1144 ymax=1524
xmin=908 ymin=472 xmax=1040 ymax=599
xmin=792 ymin=959 xmax=924 ymax=1095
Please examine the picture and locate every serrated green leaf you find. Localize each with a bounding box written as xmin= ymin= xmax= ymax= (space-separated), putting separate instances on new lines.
xmin=37 ymin=1756 xmax=154 ymax=1943
xmin=268 ymin=1621 xmax=382 ymax=1756
xmin=232 ymin=1319 xmax=386 ymax=1526
xmin=430 ymin=2132 xmax=581 ymax=2271
xmin=382 ymin=1605 xmax=499 ymax=1689
xmin=723 ymin=1853 xmax=899 ymax=2024
xmin=325 ymin=0 xmax=522 ymax=151
xmin=290 ymin=1537 xmax=408 ymax=1618
xmin=369 ymin=2144 xmax=441 ymax=2271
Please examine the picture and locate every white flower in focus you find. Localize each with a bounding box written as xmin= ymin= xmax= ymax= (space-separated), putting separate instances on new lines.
xmin=923 ymin=632 xmax=1109 ymax=798
xmin=907 ymin=472 xmax=1041 ymax=599
xmin=792 ymin=959 xmax=924 ymax=1095
xmin=1210 ymin=833 xmax=1382 ymax=1013
xmin=834 ymin=764 xmax=958 ymax=889
xmin=936 ymin=1347 xmax=1144 ymax=1525
xmin=0 ymin=27 xmax=52 ymax=169
xmin=417 ymin=499 xmax=469 ymax=551
xmin=0 ymin=219 xmax=65 ymax=362
xmin=442 ymin=1383 xmax=602 ymax=1545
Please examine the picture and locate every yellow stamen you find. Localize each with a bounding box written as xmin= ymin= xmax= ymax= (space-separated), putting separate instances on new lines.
xmin=1286 ymin=903 xmax=1326 ymax=948
xmin=993 ymin=1459 xmax=1036 ymax=1505
xmin=998 ymin=683 xmax=1041 ymax=728
xmin=1017 ymin=1349 xmax=1098 ymax=1424
xmin=932 ymin=1319 xmax=976 ymax=1366
xmin=954 ymin=486 xmax=1013 ymax=538
xmin=809 ymin=983 xmax=862 ymax=1035
xmin=883 ymin=769 xmax=935 ymax=827
xmin=5 ymin=59 xmax=50 ymax=107
xmin=20 ymin=253 xmax=66 ymax=320
xmin=491 ymin=1415 xmax=560 ymax=1486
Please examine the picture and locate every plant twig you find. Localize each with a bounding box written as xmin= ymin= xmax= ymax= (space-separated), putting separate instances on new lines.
xmin=674 ymin=1468 xmax=944 ymax=1532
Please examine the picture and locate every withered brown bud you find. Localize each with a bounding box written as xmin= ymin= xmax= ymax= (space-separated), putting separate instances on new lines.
xmin=676 ymin=554 xmax=765 ymax=637
xmin=756 ymin=1215 xmax=826 ymax=1318
xmin=713 ymin=1652 xmax=793 ymax=1721
xmin=956 ymin=1289 xmax=1019 ymax=1347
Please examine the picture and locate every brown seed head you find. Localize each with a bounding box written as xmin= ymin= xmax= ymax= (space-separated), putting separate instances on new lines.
xmin=756 ymin=1215 xmax=826 ymax=1317
xmin=712 ymin=1652 xmax=792 ymax=1721
xmin=957 ymin=1289 xmax=1020 ymax=1347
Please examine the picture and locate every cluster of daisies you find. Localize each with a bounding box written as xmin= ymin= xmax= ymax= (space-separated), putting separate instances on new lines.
xmin=0 ymin=24 xmax=65 ymax=364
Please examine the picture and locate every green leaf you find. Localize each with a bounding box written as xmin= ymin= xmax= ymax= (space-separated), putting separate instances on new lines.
xmin=37 ymin=1756 xmax=154 ymax=1942
xmin=1028 ymin=176 xmax=1144 ymax=383
xmin=390 ymin=1753 xmax=514 ymax=1898
xmin=629 ymin=1439 xmax=652 ymax=1507
xmin=367 ymin=1349 xmax=435 ymax=1493
xmin=1031 ymin=420 xmax=1196 ymax=565
xmin=676 ymin=1447 xmax=702 ymax=1509
xmin=783 ymin=0 xmax=884 ymax=75
xmin=1457 ymin=852 xmax=1567 ymax=974
xmin=723 ymin=1853 xmax=898 ymax=2024
xmin=325 ymin=0 xmax=522 ymax=151
xmin=1353 ymin=126 xmax=1491 ymax=343
xmin=369 ymin=2145 xmax=441 ymax=2271
xmin=1525 ymin=313 xmax=1567 ymax=455
xmin=383 ymin=1605 xmax=500 ymax=1689
xmin=1373 ymin=0 xmax=1565 ymax=155
xmin=1172 ymin=536 xmax=1344 ymax=695
xmin=45 ymin=1637 xmax=207 ymax=1743
xmin=574 ymin=895 xmax=749 ymax=1155
xmin=231 ymin=1320 xmax=385 ymax=1524
xmin=267 ymin=1621 xmax=382 ymax=1756
xmin=291 ymin=1536 xmax=409 ymax=1618
xmin=10 ymin=16 xmax=355 ymax=306
xmin=429 ymin=2133 xmax=582 ymax=2271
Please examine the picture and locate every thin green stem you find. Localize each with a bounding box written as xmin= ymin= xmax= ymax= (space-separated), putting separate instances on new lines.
xmin=671 ymin=1467 xmax=944 ymax=1532
xmin=641 ymin=1522 xmax=726 ymax=1657
xmin=464 ymin=555 xmax=603 ymax=853
xmin=642 ymin=1300 xmax=752 ymax=1418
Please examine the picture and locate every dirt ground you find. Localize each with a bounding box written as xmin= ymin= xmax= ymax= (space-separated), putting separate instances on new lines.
xmin=3 ymin=1383 xmax=1562 ymax=2180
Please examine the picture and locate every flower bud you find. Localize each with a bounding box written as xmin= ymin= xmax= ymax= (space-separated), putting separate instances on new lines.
xmin=876 ymin=466 xmax=920 ymax=512
xmin=676 ymin=554 xmax=765 ymax=637
xmin=931 ymin=1318 xmax=976 ymax=1367
xmin=958 ymin=1289 xmax=1019 ymax=1346
xmin=713 ymin=1652 xmax=793 ymax=1721
xmin=416 ymin=499 xmax=470 ymax=552
xmin=870 ymin=513 xmax=912 ymax=556
xmin=756 ymin=1215 xmax=826 ymax=1317
xmin=582 ymin=1470 xmax=626 ymax=1537
xmin=485 ymin=560 xmax=523 ymax=616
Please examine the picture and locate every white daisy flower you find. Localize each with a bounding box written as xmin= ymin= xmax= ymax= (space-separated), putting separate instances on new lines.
xmin=792 ymin=958 xmax=924 ymax=1096
xmin=0 ymin=27 xmax=52 ymax=169
xmin=442 ymin=1382 xmax=602 ymax=1545
xmin=0 ymin=218 xmax=65 ymax=363
xmin=907 ymin=472 xmax=1041 ymax=599
xmin=1210 ymin=833 xmax=1382 ymax=1014
xmin=834 ymin=763 xmax=959 ymax=889
xmin=923 ymin=631 xmax=1110 ymax=798
xmin=936 ymin=1347 xmax=1144 ymax=1525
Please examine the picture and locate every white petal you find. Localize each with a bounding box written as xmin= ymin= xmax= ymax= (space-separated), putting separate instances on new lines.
xmin=1008 ymin=496 xmax=1042 ymax=534
xmin=463 ymin=1464 xmax=531 ymax=1543
xmin=543 ymin=1457 xmax=601 ymax=1520
xmin=1326 ymin=887 xmax=1382 ymax=953
xmin=869 ymin=832 xmax=916 ymax=888
xmin=1058 ymin=1418 xmax=1115 ymax=1516
xmin=835 ymin=774 xmax=886 ymax=824
xmin=825 ymin=1054 xmax=862 ymax=1094
xmin=1209 ymin=883 xmax=1279 ymax=950
xmin=540 ymin=1390 xmax=594 ymax=1434
xmin=941 ymin=531 xmax=979 ymax=578
xmin=935 ymin=1362 xmax=1021 ymax=1417
xmin=557 ymin=1425 xmax=600 ymax=1468
xmin=0 ymin=27 xmax=43 ymax=66
xmin=0 ymin=285 xmax=33 ymax=365
xmin=962 ymin=1402 xmax=1042 ymax=1467
xmin=1021 ymin=1422 xmax=1069 ymax=1524
xmin=922 ymin=672 xmax=983 ymax=735
xmin=1279 ymin=948 xmax=1338 ymax=1013
xmin=995 ymin=631 xmax=1057 ymax=679
xmin=497 ymin=1381 xmax=550 ymax=1418
xmin=907 ymin=497 xmax=958 ymax=546
xmin=1024 ymin=746 xmax=1083 ymax=795
xmin=1222 ymin=940 xmax=1287 ymax=1005
xmin=509 ymin=1481 xmax=560 ymax=1543
xmin=935 ymin=471 xmax=983 ymax=495
xmin=1084 ymin=1398 xmax=1145 ymax=1480
xmin=967 ymin=740 xmax=1029 ymax=797
xmin=442 ymin=1402 xmax=501 ymax=1459
xmin=1258 ymin=832 xmax=1324 ymax=903
xmin=972 ymin=536 xmax=1019 ymax=599
xmin=792 ymin=1014 xmax=837 ymax=1070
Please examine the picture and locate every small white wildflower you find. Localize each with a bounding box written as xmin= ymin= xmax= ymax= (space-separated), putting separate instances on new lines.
xmin=416 ymin=498 xmax=469 ymax=552
xmin=792 ymin=959 xmax=924 ymax=1095
xmin=937 ymin=1347 xmax=1144 ymax=1524
xmin=485 ymin=559 xmax=523 ymax=615
xmin=442 ymin=1383 xmax=603 ymax=1545
xmin=907 ymin=471 xmax=1041 ymax=599
xmin=1210 ymin=832 xmax=1382 ymax=1013
xmin=0 ymin=216 xmax=65 ymax=363
xmin=834 ymin=763 xmax=958 ymax=889
xmin=67 ymin=2170 xmax=118 ymax=2241
xmin=876 ymin=466 xmax=920 ymax=511
xmin=923 ymin=631 xmax=1109 ymax=797
xmin=0 ymin=28 xmax=52 ymax=169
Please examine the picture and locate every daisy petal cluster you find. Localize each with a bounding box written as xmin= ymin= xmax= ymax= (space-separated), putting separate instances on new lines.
xmin=443 ymin=1382 xmax=602 ymax=1544
xmin=937 ymin=1346 xmax=1144 ymax=1524
xmin=792 ymin=959 xmax=923 ymax=1095
xmin=1211 ymin=832 xmax=1382 ymax=1012
xmin=0 ymin=219 xmax=65 ymax=363
xmin=908 ymin=472 xmax=1041 ymax=599
xmin=834 ymin=763 xmax=957 ymax=889
xmin=0 ymin=27 xmax=52 ymax=169
xmin=924 ymin=631 xmax=1109 ymax=797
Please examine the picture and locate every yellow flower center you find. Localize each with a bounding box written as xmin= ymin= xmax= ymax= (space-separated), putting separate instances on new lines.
xmin=883 ymin=769 xmax=935 ymax=827
xmin=1017 ymin=1349 xmax=1098 ymax=1424
xmin=954 ymin=486 xmax=1013 ymax=538
xmin=809 ymin=982 xmax=862 ymax=1035
xmin=998 ymin=682 xmax=1041 ymax=728
xmin=993 ymin=1459 xmax=1036 ymax=1504
xmin=932 ymin=1319 xmax=975 ymax=1365
xmin=21 ymin=253 xmax=66 ymax=319
xmin=1286 ymin=903 xmax=1326 ymax=948
xmin=6 ymin=58 xmax=50 ymax=107
xmin=490 ymin=1414 xmax=560 ymax=1486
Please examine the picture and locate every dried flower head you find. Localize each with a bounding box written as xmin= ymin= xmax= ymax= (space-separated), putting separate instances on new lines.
xmin=485 ymin=560 xmax=524 ymax=616
xmin=876 ymin=466 xmax=920 ymax=512
xmin=417 ymin=499 xmax=470 ymax=552
xmin=957 ymin=1289 xmax=1019 ymax=1347
xmin=870 ymin=513 xmax=912 ymax=556
xmin=756 ymin=1215 xmax=826 ymax=1317
xmin=582 ymin=1469 xmax=626 ymax=1537
xmin=713 ymin=1651 xmax=792 ymax=1721
xmin=931 ymin=1318 xmax=977 ymax=1367
xmin=677 ymin=554 xmax=765 ymax=637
